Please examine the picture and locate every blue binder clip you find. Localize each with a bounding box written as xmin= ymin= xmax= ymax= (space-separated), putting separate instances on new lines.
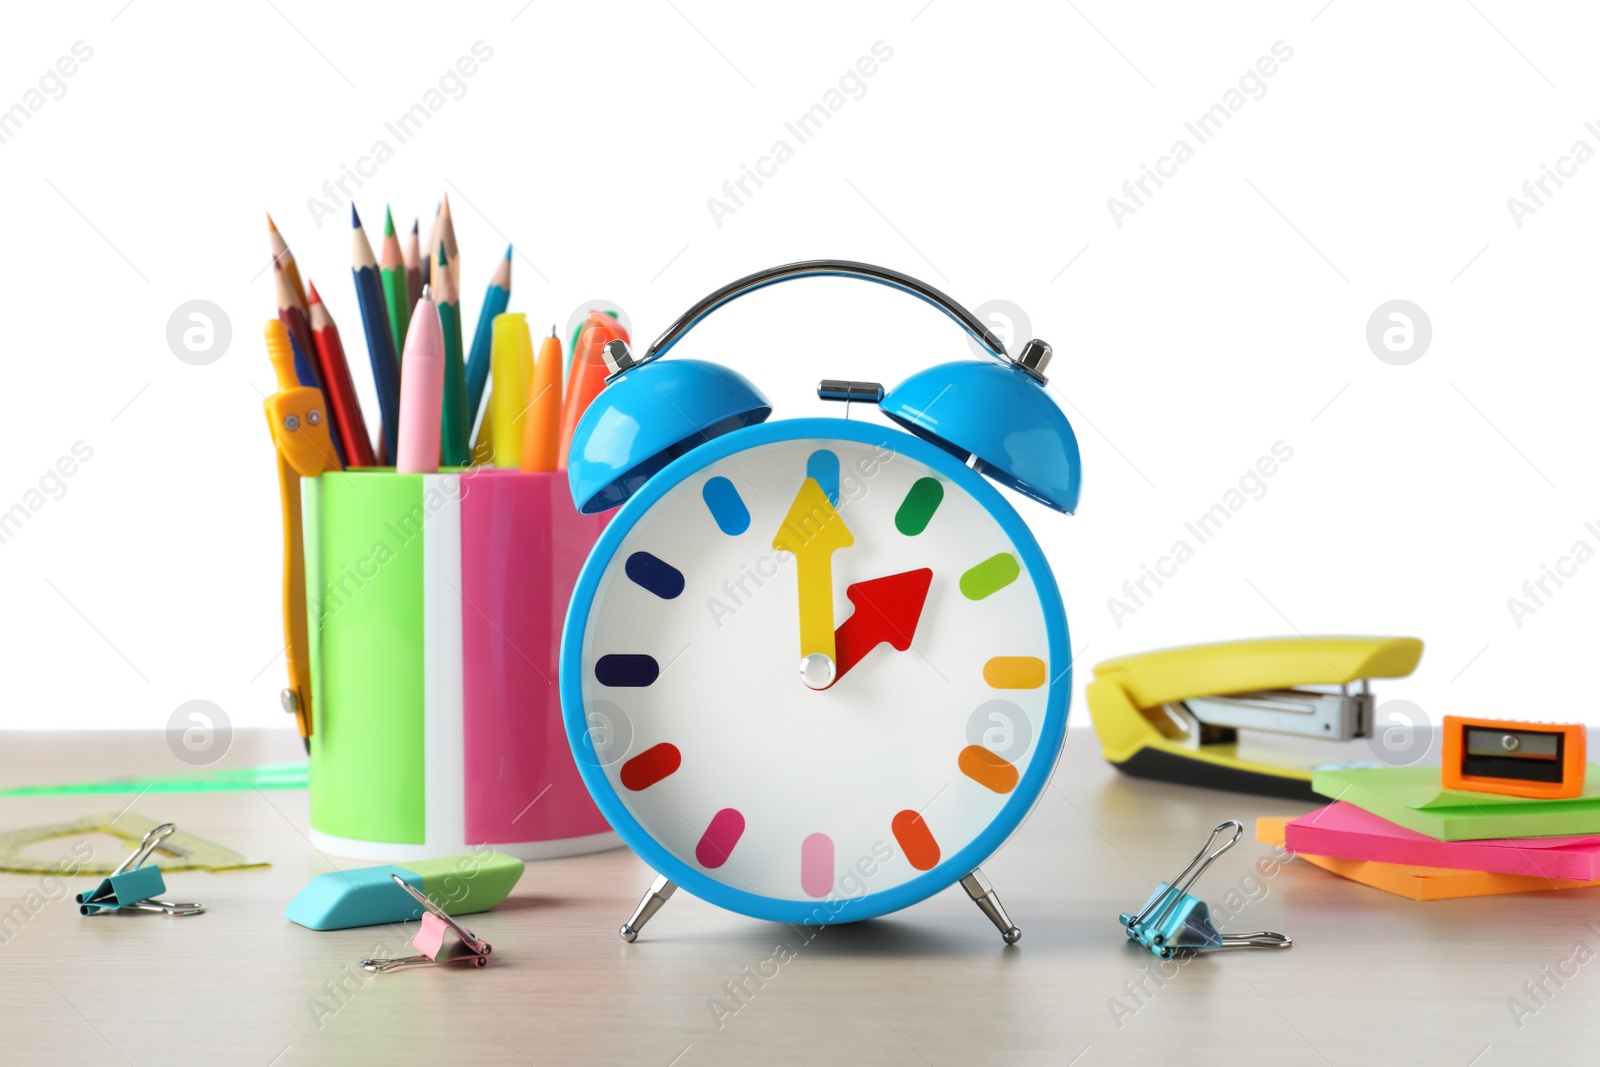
xmin=1119 ymin=820 xmax=1290 ymax=959
xmin=77 ymin=823 xmax=204 ymax=917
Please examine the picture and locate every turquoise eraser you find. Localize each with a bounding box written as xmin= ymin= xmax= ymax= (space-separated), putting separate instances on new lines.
xmin=285 ymin=852 xmax=526 ymax=931
xmin=285 ymin=865 xmax=424 ymax=931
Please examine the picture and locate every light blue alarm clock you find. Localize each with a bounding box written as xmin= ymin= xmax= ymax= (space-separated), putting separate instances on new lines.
xmin=560 ymin=261 xmax=1082 ymax=943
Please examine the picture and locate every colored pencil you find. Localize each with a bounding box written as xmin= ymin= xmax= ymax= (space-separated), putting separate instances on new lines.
xmin=271 ymin=258 xmax=322 ymax=389
xmin=558 ymin=313 xmax=624 ymax=468
xmin=422 ymin=201 xmax=440 ymax=291
xmin=267 ymin=213 xmax=309 ymax=309
xmin=434 ymin=243 xmax=470 ymax=466
xmin=487 ymin=313 xmax=533 ymax=468
xmin=273 ymin=261 xmax=345 ymax=465
xmin=404 ymin=219 xmax=422 ymax=308
xmin=397 ymin=286 xmax=444 ymax=474
xmin=380 ymin=207 xmax=410 ymax=369
xmin=519 ymin=326 xmax=563 ymax=472
xmin=306 ymin=280 xmax=377 ymax=467
xmin=465 ymin=245 xmax=512 ymax=427
xmin=437 ymin=193 xmax=461 ymax=284
xmin=351 ymin=204 xmax=400 ymax=461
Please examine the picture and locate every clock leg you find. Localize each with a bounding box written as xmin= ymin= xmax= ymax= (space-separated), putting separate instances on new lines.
xmin=960 ymin=868 xmax=1021 ymax=945
xmin=619 ymin=874 xmax=677 ymax=942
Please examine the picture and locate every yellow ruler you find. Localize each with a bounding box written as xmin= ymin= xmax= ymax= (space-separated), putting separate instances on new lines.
xmin=0 ymin=813 xmax=267 ymax=875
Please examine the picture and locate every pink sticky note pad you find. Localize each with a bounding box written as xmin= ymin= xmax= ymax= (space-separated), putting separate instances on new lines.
xmin=412 ymin=913 xmax=449 ymax=960
xmin=1286 ymin=802 xmax=1600 ymax=880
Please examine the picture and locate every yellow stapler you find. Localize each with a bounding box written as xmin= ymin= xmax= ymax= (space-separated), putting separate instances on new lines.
xmin=1086 ymin=636 xmax=1424 ymax=800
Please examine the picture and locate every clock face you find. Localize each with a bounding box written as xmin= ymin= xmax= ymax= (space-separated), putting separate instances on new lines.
xmin=562 ymin=418 xmax=1069 ymax=923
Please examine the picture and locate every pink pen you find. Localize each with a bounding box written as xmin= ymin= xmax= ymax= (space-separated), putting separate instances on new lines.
xmin=396 ymin=285 xmax=444 ymax=473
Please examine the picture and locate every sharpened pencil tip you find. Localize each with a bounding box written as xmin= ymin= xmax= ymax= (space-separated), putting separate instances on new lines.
xmin=266 ymin=212 xmax=278 ymax=232
xmin=307 ymin=280 xmax=322 ymax=304
xmin=437 ymin=242 xmax=448 ymax=266
xmin=504 ymin=245 xmax=513 ymax=260
xmin=411 ymin=218 xmax=419 ymax=235
xmin=350 ymin=203 xmax=362 ymax=228
xmin=384 ymin=206 xmax=394 ymax=235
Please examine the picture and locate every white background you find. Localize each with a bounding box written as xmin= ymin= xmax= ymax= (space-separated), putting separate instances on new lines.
xmin=1 ymin=1 xmax=1594 ymax=736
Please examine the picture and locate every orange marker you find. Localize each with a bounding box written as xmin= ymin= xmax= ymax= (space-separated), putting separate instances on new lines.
xmin=519 ymin=326 xmax=564 ymax=472
xmin=558 ymin=312 xmax=625 ymax=468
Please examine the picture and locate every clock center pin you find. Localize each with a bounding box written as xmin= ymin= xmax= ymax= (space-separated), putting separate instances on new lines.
xmin=801 ymin=653 xmax=836 ymax=690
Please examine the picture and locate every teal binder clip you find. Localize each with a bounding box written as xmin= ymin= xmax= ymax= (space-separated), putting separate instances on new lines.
xmin=77 ymin=823 xmax=204 ymax=916
xmin=1119 ymin=820 xmax=1290 ymax=959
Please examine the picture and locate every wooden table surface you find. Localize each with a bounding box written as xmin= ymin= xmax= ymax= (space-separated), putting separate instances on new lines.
xmin=3 ymin=727 xmax=1598 ymax=1066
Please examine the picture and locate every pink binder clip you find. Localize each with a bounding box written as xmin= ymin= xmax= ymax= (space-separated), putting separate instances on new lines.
xmin=359 ymin=875 xmax=492 ymax=972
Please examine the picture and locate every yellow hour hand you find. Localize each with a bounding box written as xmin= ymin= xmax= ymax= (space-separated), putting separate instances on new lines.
xmin=771 ymin=477 xmax=854 ymax=689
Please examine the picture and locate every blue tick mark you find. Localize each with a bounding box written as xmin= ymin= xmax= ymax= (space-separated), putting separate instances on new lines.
xmin=806 ymin=450 xmax=840 ymax=505
xmin=595 ymin=654 xmax=660 ymax=687
xmin=625 ymin=552 xmax=684 ymax=599
xmin=702 ymin=476 xmax=750 ymax=535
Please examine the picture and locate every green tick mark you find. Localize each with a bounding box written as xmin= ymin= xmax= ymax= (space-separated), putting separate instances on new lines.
xmin=960 ymin=553 xmax=1020 ymax=600
xmin=895 ymin=477 xmax=944 ymax=536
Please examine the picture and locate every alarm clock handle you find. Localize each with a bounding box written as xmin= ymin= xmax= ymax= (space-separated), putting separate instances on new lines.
xmin=641 ymin=259 xmax=1011 ymax=366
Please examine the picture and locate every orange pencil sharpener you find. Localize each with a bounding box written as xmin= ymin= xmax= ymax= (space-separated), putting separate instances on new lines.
xmin=1441 ymin=715 xmax=1587 ymax=800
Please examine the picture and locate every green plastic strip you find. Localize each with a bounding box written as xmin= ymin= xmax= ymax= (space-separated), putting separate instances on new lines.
xmin=0 ymin=763 xmax=308 ymax=797
xmin=308 ymin=471 xmax=428 ymax=844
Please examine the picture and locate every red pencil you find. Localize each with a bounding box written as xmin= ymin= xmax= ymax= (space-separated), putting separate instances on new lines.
xmin=307 ymin=280 xmax=377 ymax=467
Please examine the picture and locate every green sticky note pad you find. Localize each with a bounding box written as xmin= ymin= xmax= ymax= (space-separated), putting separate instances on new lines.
xmin=1312 ymin=764 xmax=1600 ymax=841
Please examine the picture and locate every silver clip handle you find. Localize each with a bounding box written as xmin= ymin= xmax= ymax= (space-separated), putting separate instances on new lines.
xmin=112 ymin=823 xmax=176 ymax=877
xmin=122 ymin=899 xmax=205 ymax=917
xmin=389 ymin=876 xmax=491 ymax=956
xmin=1219 ymin=932 xmax=1293 ymax=949
xmin=1130 ymin=820 xmax=1244 ymax=932
xmin=360 ymin=951 xmax=490 ymax=973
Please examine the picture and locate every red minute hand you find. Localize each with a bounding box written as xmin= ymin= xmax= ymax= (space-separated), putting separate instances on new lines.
xmin=830 ymin=568 xmax=933 ymax=686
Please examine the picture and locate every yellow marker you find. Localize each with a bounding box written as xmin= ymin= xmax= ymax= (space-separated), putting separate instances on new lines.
xmin=771 ymin=477 xmax=853 ymax=689
xmin=262 ymin=320 xmax=342 ymax=750
xmin=487 ymin=313 xmax=533 ymax=467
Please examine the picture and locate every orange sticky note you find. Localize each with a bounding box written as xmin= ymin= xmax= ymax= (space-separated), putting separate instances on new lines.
xmin=1257 ymin=817 xmax=1600 ymax=901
